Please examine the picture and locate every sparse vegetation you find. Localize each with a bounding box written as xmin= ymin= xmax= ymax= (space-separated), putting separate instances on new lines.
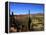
xmin=9 ymin=14 xmax=44 ymax=32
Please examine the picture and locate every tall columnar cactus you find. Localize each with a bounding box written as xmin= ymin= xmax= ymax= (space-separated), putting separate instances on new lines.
xmin=28 ymin=10 xmax=32 ymax=31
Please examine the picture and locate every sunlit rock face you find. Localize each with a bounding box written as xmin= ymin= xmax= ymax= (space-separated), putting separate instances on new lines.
xmin=31 ymin=14 xmax=44 ymax=31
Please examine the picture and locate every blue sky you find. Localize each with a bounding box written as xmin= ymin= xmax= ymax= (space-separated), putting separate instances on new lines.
xmin=9 ymin=2 xmax=44 ymax=15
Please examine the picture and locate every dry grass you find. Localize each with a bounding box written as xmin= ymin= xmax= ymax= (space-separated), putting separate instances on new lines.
xmin=9 ymin=14 xmax=44 ymax=32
